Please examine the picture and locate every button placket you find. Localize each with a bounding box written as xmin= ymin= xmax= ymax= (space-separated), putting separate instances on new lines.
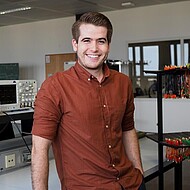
xmin=99 ymin=82 xmax=116 ymax=173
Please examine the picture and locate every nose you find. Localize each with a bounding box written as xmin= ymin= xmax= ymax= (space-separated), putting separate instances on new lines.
xmin=90 ymin=41 xmax=98 ymax=52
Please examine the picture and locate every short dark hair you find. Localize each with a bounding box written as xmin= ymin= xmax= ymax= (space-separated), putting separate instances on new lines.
xmin=72 ymin=12 xmax=113 ymax=44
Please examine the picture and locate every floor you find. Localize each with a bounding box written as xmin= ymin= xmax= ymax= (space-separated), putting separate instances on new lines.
xmin=145 ymin=159 xmax=190 ymax=190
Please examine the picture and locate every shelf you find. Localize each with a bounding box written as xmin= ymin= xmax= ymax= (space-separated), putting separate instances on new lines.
xmin=144 ymin=68 xmax=190 ymax=75
xmin=0 ymin=109 xmax=34 ymax=124
xmin=0 ymin=110 xmax=34 ymax=151
xmin=146 ymin=132 xmax=190 ymax=148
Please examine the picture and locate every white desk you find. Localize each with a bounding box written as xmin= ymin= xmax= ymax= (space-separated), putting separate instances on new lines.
xmin=0 ymin=138 xmax=159 ymax=189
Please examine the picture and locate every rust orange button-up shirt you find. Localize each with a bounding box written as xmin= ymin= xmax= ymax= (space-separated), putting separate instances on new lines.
xmin=32 ymin=62 xmax=142 ymax=190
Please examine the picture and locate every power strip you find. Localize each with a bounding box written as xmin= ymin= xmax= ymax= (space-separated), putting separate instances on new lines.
xmin=0 ymin=135 xmax=54 ymax=174
xmin=0 ymin=146 xmax=31 ymax=174
xmin=0 ymin=142 xmax=54 ymax=174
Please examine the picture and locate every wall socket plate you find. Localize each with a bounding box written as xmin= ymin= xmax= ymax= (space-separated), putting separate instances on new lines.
xmin=5 ymin=154 xmax=16 ymax=168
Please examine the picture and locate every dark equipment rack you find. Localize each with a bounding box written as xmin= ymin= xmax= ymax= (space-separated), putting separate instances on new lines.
xmin=144 ymin=69 xmax=190 ymax=190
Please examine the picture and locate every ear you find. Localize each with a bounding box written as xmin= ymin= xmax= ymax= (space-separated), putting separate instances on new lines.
xmin=72 ymin=39 xmax=78 ymax=52
xmin=107 ymin=44 xmax=110 ymax=53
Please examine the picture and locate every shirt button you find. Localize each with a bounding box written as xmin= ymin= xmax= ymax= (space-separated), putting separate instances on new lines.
xmin=116 ymin=177 xmax=120 ymax=181
xmin=88 ymin=78 xmax=91 ymax=81
xmin=103 ymin=104 xmax=106 ymax=108
xmin=108 ymin=145 xmax=112 ymax=148
xmin=112 ymin=164 xmax=115 ymax=167
xmin=99 ymin=85 xmax=102 ymax=87
xmin=105 ymin=125 xmax=109 ymax=128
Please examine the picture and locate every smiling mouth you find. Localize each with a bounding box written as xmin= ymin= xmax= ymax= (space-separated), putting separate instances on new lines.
xmin=86 ymin=54 xmax=99 ymax=58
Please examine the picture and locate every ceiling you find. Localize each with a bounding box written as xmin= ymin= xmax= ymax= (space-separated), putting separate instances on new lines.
xmin=0 ymin=0 xmax=189 ymax=27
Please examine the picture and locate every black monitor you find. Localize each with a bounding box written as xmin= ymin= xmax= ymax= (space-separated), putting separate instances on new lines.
xmin=0 ymin=63 xmax=19 ymax=80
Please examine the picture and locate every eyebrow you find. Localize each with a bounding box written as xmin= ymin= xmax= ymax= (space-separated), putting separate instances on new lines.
xmin=81 ymin=37 xmax=90 ymax=41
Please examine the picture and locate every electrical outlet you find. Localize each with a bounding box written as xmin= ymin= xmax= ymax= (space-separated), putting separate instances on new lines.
xmin=22 ymin=152 xmax=31 ymax=163
xmin=5 ymin=154 xmax=16 ymax=168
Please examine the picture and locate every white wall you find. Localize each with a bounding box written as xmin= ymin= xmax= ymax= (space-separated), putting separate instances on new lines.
xmin=0 ymin=17 xmax=75 ymax=86
xmin=135 ymin=98 xmax=190 ymax=133
xmin=0 ymin=1 xmax=190 ymax=87
xmin=106 ymin=1 xmax=190 ymax=60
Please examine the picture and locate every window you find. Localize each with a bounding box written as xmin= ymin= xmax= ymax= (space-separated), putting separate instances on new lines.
xmin=128 ymin=39 xmax=189 ymax=98
xmin=184 ymin=39 xmax=190 ymax=64
xmin=143 ymin=46 xmax=159 ymax=74
xmin=170 ymin=44 xmax=181 ymax=66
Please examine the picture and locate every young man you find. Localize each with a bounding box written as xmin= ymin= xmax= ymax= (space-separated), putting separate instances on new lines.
xmin=31 ymin=12 xmax=145 ymax=190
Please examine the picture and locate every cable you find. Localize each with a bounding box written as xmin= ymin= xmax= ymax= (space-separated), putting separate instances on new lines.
xmin=0 ymin=121 xmax=10 ymax=134
xmin=2 ymin=111 xmax=31 ymax=154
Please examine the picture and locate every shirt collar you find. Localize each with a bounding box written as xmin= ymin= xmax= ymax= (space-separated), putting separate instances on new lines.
xmin=74 ymin=61 xmax=110 ymax=82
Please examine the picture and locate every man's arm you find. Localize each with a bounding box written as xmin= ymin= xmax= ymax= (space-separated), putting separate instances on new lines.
xmin=31 ymin=135 xmax=52 ymax=190
xmin=122 ymin=128 xmax=144 ymax=175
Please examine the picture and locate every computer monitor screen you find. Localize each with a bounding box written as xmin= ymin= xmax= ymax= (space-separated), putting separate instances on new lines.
xmin=0 ymin=84 xmax=17 ymax=105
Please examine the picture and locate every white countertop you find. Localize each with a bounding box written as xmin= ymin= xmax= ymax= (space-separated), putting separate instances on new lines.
xmin=0 ymin=137 xmax=159 ymax=190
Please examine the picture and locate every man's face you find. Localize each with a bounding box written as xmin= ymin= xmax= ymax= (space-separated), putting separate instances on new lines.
xmin=72 ymin=23 xmax=110 ymax=71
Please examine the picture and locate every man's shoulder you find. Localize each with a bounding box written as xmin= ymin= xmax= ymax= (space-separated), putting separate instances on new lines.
xmin=46 ymin=67 xmax=76 ymax=82
xmin=110 ymin=69 xmax=130 ymax=80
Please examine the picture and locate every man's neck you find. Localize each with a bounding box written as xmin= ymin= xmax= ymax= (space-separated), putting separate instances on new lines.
xmin=78 ymin=62 xmax=104 ymax=83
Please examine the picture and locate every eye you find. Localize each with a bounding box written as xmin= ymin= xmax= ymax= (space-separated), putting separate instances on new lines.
xmin=82 ymin=38 xmax=91 ymax=43
xmin=98 ymin=39 xmax=107 ymax=44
